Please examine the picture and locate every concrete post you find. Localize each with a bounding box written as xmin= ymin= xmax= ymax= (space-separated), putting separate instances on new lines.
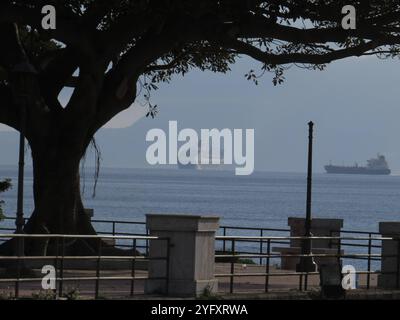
xmin=288 ymin=217 xmax=343 ymax=249
xmin=378 ymin=222 xmax=400 ymax=289
xmin=145 ymin=214 xmax=219 ymax=297
xmin=273 ymin=217 xmax=343 ymax=270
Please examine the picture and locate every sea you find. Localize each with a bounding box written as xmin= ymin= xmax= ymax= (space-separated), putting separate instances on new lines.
xmin=1 ymin=166 xmax=400 ymax=269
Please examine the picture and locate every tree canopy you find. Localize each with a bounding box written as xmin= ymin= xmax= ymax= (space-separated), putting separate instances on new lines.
xmin=1 ymin=0 xmax=400 ymax=138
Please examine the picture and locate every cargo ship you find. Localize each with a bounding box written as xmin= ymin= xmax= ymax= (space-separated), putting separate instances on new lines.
xmin=324 ymin=154 xmax=391 ymax=175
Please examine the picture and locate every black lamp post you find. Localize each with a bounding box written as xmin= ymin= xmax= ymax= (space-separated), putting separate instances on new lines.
xmin=296 ymin=121 xmax=317 ymax=273
xmin=11 ymin=60 xmax=38 ymax=234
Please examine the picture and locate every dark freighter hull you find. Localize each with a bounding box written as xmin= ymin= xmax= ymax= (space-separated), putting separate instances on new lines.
xmin=324 ymin=165 xmax=391 ymax=175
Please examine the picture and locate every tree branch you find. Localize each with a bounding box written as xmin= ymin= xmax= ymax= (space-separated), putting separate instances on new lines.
xmin=144 ymin=52 xmax=188 ymax=72
xmin=39 ymin=47 xmax=80 ymax=111
xmin=217 ymin=38 xmax=393 ymax=65
xmin=0 ymin=4 xmax=82 ymax=48
xmin=0 ymin=23 xmax=27 ymax=71
xmin=92 ymin=27 xmax=183 ymax=132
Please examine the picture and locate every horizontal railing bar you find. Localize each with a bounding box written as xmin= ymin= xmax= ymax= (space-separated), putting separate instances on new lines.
xmin=215 ymin=253 xmax=393 ymax=258
xmin=340 ymin=230 xmax=380 ymax=235
xmin=215 ymin=270 xmax=384 ymax=278
xmin=0 ymin=234 xmax=162 ymax=240
xmin=220 ymin=226 xmax=290 ymax=232
xmin=216 ymin=236 xmax=394 ymax=241
xmin=97 ymin=232 xmax=147 ymax=236
xmin=0 ymin=276 xmax=168 ymax=283
xmin=111 ymin=245 xmax=147 ymax=249
xmin=0 ymin=234 xmax=390 ymax=242
xmin=339 ymin=243 xmax=381 ymax=248
xmin=92 ymin=219 xmax=146 ymax=225
xmin=216 ymin=255 xmax=381 ymax=262
xmin=216 ymin=272 xmax=319 ymax=277
xmin=0 ymin=253 xmax=388 ymax=260
xmin=216 ymin=239 xmax=291 ymax=245
xmin=0 ymin=255 xmax=168 ymax=260
xmin=223 ymin=242 xmax=381 ymax=249
xmin=0 ymin=233 xmax=391 ymax=241
xmin=2 ymin=216 xmax=383 ymax=236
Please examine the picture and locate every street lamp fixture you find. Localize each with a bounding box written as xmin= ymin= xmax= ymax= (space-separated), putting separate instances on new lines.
xmin=11 ymin=60 xmax=38 ymax=234
xmin=296 ymin=121 xmax=317 ymax=273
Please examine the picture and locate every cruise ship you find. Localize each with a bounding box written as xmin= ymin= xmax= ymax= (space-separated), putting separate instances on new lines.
xmin=177 ymin=140 xmax=224 ymax=170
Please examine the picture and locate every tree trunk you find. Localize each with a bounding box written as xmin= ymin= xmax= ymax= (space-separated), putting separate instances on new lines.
xmin=0 ymin=126 xmax=102 ymax=256
xmin=25 ymin=143 xmax=85 ymax=235
xmin=0 ymin=132 xmax=133 ymax=260
xmin=18 ymin=129 xmax=131 ymax=256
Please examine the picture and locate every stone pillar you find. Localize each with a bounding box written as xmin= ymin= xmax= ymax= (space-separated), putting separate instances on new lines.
xmin=273 ymin=217 xmax=343 ymax=270
xmin=145 ymin=214 xmax=219 ymax=297
xmin=378 ymin=222 xmax=400 ymax=289
xmin=288 ymin=217 xmax=343 ymax=249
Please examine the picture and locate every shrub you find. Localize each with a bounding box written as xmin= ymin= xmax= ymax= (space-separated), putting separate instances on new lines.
xmin=0 ymin=179 xmax=12 ymax=221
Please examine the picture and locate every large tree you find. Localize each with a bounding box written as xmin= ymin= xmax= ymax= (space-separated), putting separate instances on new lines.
xmin=0 ymin=0 xmax=400 ymax=253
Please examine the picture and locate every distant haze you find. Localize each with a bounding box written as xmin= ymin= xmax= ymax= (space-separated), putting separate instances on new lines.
xmin=1 ymin=56 xmax=400 ymax=173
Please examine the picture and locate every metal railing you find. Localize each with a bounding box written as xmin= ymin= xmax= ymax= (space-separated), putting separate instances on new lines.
xmin=0 ymin=233 xmax=170 ymax=299
xmin=92 ymin=218 xmax=150 ymax=254
xmin=88 ymin=218 xmax=386 ymax=271
xmin=0 ymin=221 xmax=399 ymax=297
xmin=214 ymin=235 xmax=399 ymax=294
xmin=0 ymin=217 xmax=391 ymax=293
xmin=0 ymin=216 xmax=384 ymax=264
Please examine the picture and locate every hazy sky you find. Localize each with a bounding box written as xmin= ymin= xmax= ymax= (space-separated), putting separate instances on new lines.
xmin=1 ymin=55 xmax=400 ymax=173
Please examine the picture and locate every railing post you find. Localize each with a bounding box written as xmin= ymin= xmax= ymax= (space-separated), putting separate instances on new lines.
xmin=299 ymin=273 xmax=303 ymax=291
xmin=230 ymin=239 xmax=235 ymax=294
xmin=397 ymin=239 xmax=400 ymax=289
xmin=367 ymin=234 xmax=372 ymax=289
xmin=130 ymin=238 xmax=136 ymax=296
xmin=265 ymin=239 xmax=270 ymax=292
xmin=146 ymin=228 xmax=149 ymax=256
xmin=58 ymin=237 xmax=65 ymax=297
xmin=259 ymin=230 xmax=263 ymax=265
xmin=223 ymin=227 xmax=226 ymax=253
xmin=55 ymin=237 xmax=59 ymax=298
xmin=14 ymin=236 xmax=22 ymax=299
xmin=305 ymin=273 xmax=308 ymax=291
xmin=165 ymin=238 xmax=171 ymax=296
xmin=95 ymin=237 xmax=102 ymax=299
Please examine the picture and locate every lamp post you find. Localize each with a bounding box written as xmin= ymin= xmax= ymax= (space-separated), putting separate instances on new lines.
xmin=11 ymin=60 xmax=38 ymax=234
xmin=296 ymin=121 xmax=317 ymax=273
